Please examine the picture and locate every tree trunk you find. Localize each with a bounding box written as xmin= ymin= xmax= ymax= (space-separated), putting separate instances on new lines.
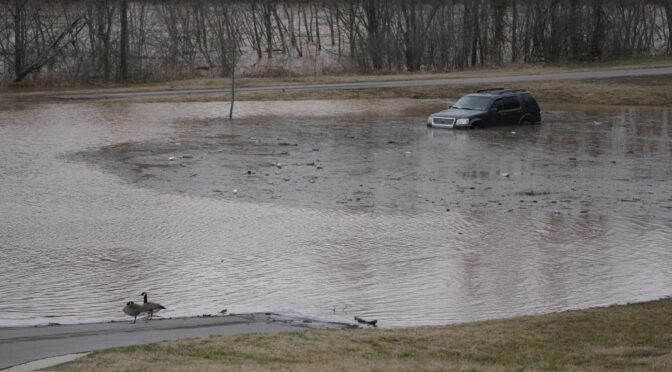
xmin=229 ymin=61 xmax=235 ymax=119
xmin=272 ymin=7 xmax=286 ymax=53
xmin=119 ymin=0 xmax=128 ymax=80
xmin=511 ymin=0 xmax=518 ymax=63
xmin=13 ymin=1 xmax=26 ymax=82
xmin=470 ymin=1 xmax=480 ymax=66
xmin=314 ymin=4 xmax=321 ymax=52
xmin=363 ymin=0 xmax=383 ymax=70
xmin=263 ymin=1 xmax=273 ymax=59
xmin=590 ymin=0 xmax=605 ymax=59
xmin=663 ymin=1 xmax=672 ymax=54
xmin=251 ymin=1 xmax=263 ymax=60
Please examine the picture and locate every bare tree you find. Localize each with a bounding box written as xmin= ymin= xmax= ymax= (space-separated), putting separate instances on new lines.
xmin=663 ymin=0 xmax=672 ymax=53
xmin=1 ymin=0 xmax=670 ymax=85
xmin=119 ymin=0 xmax=129 ymax=80
xmin=1 ymin=0 xmax=85 ymax=82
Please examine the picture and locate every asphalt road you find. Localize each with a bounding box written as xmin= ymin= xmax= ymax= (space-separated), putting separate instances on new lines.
xmin=0 ymin=314 xmax=345 ymax=370
xmin=51 ymin=66 xmax=672 ymax=100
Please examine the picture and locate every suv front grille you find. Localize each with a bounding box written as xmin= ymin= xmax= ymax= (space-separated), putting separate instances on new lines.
xmin=432 ymin=117 xmax=455 ymax=127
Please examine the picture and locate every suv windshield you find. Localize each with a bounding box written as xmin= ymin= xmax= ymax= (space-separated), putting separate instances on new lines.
xmin=452 ymin=96 xmax=491 ymax=110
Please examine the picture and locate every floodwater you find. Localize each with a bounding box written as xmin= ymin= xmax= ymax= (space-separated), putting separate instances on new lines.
xmin=0 ymin=99 xmax=671 ymax=328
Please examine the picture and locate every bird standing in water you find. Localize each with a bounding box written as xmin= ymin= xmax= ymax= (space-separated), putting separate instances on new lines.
xmin=140 ymin=292 xmax=165 ymax=320
xmin=123 ymin=301 xmax=144 ymax=324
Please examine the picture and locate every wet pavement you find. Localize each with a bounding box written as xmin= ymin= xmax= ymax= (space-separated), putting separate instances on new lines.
xmin=0 ymin=99 xmax=671 ymax=331
xmin=0 ymin=313 xmax=347 ymax=370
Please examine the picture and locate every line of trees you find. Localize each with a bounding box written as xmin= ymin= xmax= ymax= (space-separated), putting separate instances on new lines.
xmin=1 ymin=0 xmax=671 ymax=85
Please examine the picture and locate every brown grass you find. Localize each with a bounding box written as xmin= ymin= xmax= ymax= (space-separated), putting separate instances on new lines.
xmin=4 ymin=55 xmax=671 ymax=98
xmin=53 ymin=298 xmax=672 ymax=372
xmin=104 ymin=74 xmax=672 ymax=109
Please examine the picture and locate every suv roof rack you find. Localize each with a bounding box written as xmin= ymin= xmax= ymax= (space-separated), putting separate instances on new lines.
xmin=476 ymin=88 xmax=528 ymax=94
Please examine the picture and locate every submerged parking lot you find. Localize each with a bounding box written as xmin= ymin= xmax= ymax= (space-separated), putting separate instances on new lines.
xmin=83 ymin=104 xmax=671 ymax=217
xmin=1 ymin=99 xmax=671 ymax=327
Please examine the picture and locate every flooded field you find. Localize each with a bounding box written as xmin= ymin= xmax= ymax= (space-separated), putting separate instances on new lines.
xmin=0 ymin=99 xmax=671 ymax=327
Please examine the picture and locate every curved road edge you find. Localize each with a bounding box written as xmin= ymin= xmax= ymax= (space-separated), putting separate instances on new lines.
xmin=51 ymin=66 xmax=672 ymax=100
xmin=0 ymin=313 xmax=353 ymax=371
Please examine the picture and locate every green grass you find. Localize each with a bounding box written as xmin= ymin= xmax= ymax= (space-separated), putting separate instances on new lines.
xmin=53 ymin=298 xmax=672 ymax=371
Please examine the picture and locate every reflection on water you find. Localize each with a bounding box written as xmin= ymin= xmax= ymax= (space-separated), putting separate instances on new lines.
xmin=0 ymin=100 xmax=671 ymax=327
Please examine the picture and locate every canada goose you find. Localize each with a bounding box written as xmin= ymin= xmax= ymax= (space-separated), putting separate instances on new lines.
xmin=123 ymin=301 xmax=144 ymax=324
xmin=140 ymin=292 xmax=166 ymax=320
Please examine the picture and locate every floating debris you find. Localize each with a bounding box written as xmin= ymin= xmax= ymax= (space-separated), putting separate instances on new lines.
xmin=501 ymin=172 xmax=510 ymax=178
xmin=355 ymin=316 xmax=377 ymax=327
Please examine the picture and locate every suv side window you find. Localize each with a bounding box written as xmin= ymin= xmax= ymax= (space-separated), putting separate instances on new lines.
xmin=502 ymin=96 xmax=520 ymax=110
xmin=493 ymin=99 xmax=503 ymax=110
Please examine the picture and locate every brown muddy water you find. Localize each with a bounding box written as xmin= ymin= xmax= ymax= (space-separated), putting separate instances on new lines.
xmin=0 ymin=99 xmax=671 ymax=328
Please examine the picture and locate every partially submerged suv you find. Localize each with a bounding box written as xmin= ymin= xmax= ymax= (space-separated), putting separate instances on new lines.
xmin=427 ymin=89 xmax=541 ymax=129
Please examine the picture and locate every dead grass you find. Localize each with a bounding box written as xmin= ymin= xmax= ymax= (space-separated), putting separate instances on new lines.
xmin=53 ymin=298 xmax=672 ymax=372
xmin=106 ymin=74 xmax=672 ymax=109
xmin=4 ymin=55 xmax=671 ymax=98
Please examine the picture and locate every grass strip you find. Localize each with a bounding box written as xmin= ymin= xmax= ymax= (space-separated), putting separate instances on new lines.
xmin=96 ymin=74 xmax=672 ymax=109
xmin=54 ymin=298 xmax=672 ymax=371
xmin=3 ymin=55 xmax=671 ymax=99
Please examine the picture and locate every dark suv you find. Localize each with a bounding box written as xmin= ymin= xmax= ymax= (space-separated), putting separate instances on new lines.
xmin=427 ymin=89 xmax=541 ymax=129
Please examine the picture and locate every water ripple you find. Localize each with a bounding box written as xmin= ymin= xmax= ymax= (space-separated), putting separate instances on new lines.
xmin=0 ymin=102 xmax=671 ymax=327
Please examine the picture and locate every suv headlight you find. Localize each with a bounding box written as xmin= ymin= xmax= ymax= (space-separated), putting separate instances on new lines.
xmin=456 ymin=118 xmax=470 ymax=125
